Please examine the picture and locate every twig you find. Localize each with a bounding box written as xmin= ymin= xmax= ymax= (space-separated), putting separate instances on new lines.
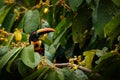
xmin=54 ymin=63 xmax=101 ymax=77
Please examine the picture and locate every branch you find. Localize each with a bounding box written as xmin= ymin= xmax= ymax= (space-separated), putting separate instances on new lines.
xmin=54 ymin=63 xmax=101 ymax=77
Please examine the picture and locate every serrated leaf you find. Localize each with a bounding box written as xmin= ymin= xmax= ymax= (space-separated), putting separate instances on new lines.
xmin=0 ymin=47 xmax=21 ymax=70
xmin=21 ymin=45 xmax=35 ymax=68
xmin=24 ymin=10 xmax=40 ymax=34
xmin=83 ymin=50 xmax=96 ymax=69
xmin=68 ymin=0 xmax=83 ymax=11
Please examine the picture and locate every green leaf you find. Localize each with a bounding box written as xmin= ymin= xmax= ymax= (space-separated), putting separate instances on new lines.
xmin=104 ymin=14 xmax=120 ymax=37
xmin=0 ymin=46 xmax=8 ymax=56
xmin=56 ymin=69 xmax=64 ymax=80
xmin=0 ymin=0 xmax=5 ymax=8
xmin=104 ymin=14 xmax=120 ymax=46
xmin=2 ymin=6 xmax=16 ymax=32
xmin=72 ymin=6 xmax=92 ymax=48
xmin=74 ymin=69 xmax=88 ymax=80
xmin=62 ymin=67 xmax=87 ymax=80
xmin=34 ymin=52 xmax=41 ymax=67
xmin=0 ymin=47 xmax=21 ymax=70
xmin=21 ymin=45 xmax=35 ymax=68
xmin=83 ymin=50 xmax=96 ymax=69
xmin=96 ymin=52 xmax=115 ymax=64
xmin=112 ymin=0 xmax=120 ymax=7
xmin=92 ymin=0 xmax=120 ymax=37
xmin=36 ymin=67 xmax=50 ymax=80
xmin=7 ymin=34 xmax=14 ymax=47
xmin=17 ymin=14 xmax=25 ymax=29
xmin=0 ymin=5 xmax=14 ymax=27
xmin=45 ymin=69 xmax=56 ymax=80
xmin=47 ymin=19 xmax=70 ymax=61
xmin=24 ymin=66 xmax=50 ymax=80
xmin=21 ymin=0 xmax=36 ymax=7
xmin=24 ymin=10 xmax=40 ymax=34
xmin=18 ymin=60 xmax=31 ymax=77
xmin=68 ymin=0 xmax=83 ymax=11
xmin=6 ymin=47 xmax=23 ymax=72
xmin=62 ymin=67 xmax=74 ymax=80
xmin=86 ymin=0 xmax=92 ymax=4
xmin=21 ymin=32 xmax=28 ymax=42
xmin=45 ymin=69 xmax=64 ymax=80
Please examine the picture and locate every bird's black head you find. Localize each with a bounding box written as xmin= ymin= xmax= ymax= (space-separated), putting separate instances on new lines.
xmin=29 ymin=28 xmax=55 ymax=43
xmin=29 ymin=31 xmax=39 ymax=43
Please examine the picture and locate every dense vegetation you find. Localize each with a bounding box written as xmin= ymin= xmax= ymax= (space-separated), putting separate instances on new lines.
xmin=0 ymin=0 xmax=120 ymax=80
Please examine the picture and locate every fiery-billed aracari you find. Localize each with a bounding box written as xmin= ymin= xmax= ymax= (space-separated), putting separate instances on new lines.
xmin=29 ymin=28 xmax=55 ymax=56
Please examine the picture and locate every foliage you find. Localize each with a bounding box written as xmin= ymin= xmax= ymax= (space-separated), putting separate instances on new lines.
xmin=0 ymin=0 xmax=120 ymax=80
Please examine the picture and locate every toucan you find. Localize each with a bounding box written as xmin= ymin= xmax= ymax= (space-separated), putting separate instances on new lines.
xmin=29 ymin=28 xmax=55 ymax=56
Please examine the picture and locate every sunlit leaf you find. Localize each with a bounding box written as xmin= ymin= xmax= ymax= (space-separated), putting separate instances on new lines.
xmin=21 ymin=45 xmax=35 ymax=68
xmin=83 ymin=50 xmax=96 ymax=69
xmin=104 ymin=14 xmax=120 ymax=37
xmin=24 ymin=10 xmax=40 ymax=34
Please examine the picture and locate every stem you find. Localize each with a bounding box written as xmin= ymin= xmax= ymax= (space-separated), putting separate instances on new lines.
xmin=54 ymin=63 xmax=101 ymax=77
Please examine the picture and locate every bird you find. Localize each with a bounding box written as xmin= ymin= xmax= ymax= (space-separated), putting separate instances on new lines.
xmin=29 ymin=28 xmax=55 ymax=56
